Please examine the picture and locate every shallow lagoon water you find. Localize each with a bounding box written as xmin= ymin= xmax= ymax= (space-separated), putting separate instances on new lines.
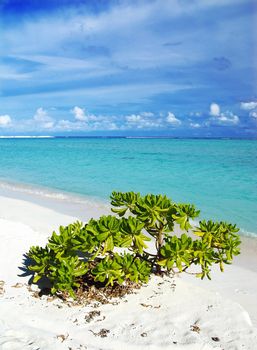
xmin=0 ymin=138 xmax=256 ymax=236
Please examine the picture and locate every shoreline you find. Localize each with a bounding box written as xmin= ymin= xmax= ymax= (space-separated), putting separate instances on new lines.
xmin=0 ymin=193 xmax=257 ymax=348
xmin=0 ymin=181 xmax=110 ymax=223
xmin=1 ymin=178 xmax=257 ymax=239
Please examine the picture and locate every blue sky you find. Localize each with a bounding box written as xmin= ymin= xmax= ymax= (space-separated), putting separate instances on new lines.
xmin=0 ymin=0 xmax=256 ymax=137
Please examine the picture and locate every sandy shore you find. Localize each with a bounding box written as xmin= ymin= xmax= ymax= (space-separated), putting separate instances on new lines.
xmin=0 ymin=194 xmax=257 ymax=349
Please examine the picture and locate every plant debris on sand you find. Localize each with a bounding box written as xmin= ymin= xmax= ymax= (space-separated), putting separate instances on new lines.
xmin=70 ymin=280 xmax=140 ymax=305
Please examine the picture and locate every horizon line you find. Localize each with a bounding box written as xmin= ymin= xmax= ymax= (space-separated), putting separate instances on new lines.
xmin=0 ymin=135 xmax=256 ymax=140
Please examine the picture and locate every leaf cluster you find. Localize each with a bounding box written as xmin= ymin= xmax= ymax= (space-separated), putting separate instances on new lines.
xmin=27 ymin=191 xmax=241 ymax=299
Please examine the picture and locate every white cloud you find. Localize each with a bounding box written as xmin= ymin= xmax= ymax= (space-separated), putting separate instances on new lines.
xmin=239 ymin=101 xmax=257 ymax=122
xmin=51 ymin=109 xmax=120 ymax=131
xmin=208 ymin=103 xmax=239 ymax=126
xmin=240 ymin=101 xmax=257 ymax=110
xmin=209 ymin=103 xmax=220 ymax=117
xmin=71 ymin=106 xmax=102 ymax=123
xmin=71 ymin=106 xmax=87 ymax=121
xmin=54 ymin=118 xmax=118 ymax=132
xmin=55 ymin=119 xmax=87 ymax=131
xmin=190 ymin=122 xmax=201 ymax=128
xmin=126 ymin=114 xmax=142 ymax=123
xmin=218 ymin=113 xmax=239 ymax=125
xmin=0 ymin=114 xmax=12 ymax=127
xmin=125 ymin=111 xmax=182 ymax=129
xmin=33 ymin=107 xmax=54 ymax=129
xmin=125 ymin=112 xmax=162 ymax=129
xmin=208 ymin=111 xmax=239 ymax=126
xmin=33 ymin=107 xmax=48 ymax=121
xmin=250 ymin=111 xmax=257 ymax=119
xmin=166 ymin=112 xmax=181 ymax=126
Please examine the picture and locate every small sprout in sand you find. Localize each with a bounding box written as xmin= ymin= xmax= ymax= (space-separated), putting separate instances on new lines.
xmin=26 ymin=191 xmax=241 ymax=301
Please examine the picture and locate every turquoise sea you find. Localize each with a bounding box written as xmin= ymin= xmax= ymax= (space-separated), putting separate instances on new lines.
xmin=0 ymin=138 xmax=256 ymax=237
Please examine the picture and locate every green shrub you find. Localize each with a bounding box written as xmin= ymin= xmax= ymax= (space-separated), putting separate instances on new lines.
xmin=27 ymin=191 xmax=241 ymax=299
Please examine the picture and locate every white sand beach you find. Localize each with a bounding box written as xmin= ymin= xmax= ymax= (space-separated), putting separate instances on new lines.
xmin=0 ymin=194 xmax=257 ymax=350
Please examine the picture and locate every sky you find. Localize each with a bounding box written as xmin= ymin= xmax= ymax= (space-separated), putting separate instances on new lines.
xmin=0 ymin=0 xmax=256 ymax=137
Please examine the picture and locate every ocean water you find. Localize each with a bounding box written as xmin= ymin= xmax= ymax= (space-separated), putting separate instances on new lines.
xmin=0 ymin=138 xmax=256 ymax=236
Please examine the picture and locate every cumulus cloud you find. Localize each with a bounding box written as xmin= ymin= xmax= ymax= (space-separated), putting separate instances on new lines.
xmin=51 ymin=108 xmax=120 ymax=132
xmin=0 ymin=114 xmax=12 ymax=127
xmin=250 ymin=111 xmax=257 ymax=119
xmin=209 ymin=107 xmax=239 ymax=128
xmin=33 ymin=107 xmax=49 ymax=121
xmin=126 ymin=114 xmax=142 ymax=123
xmin=209 ymin=103 xmax=220 ymax=117
xmin=33 ymin=107 xmax=54 ymax=129
xmin=208 ymin=103 xmax=239 ymax=126
xmin=71 ymin=106 xmax=100 ymax=122
xmin=54 ymin=118 xmax=118 ymax=132
xmin=125 ymin=111 xmax=181 ymax=129
xmin=166 ymin=112 xmax=181 ymax=126
xmin=71 ymin=106 xmax=87 ymax=121
xmin=125 ymin=112 xmax=162 ymax=129
xmin=55 ymin=119 xmax=87 ymax=132
xmin=240 ymin=101 xmax=257 ymax=110
xmin=190 ymin=122 xmax=201 ymax=128
xmin=239 ymin=101 xmax=257 ymax=123
xmin=217 ymin=113 xmax=239 ymax=125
